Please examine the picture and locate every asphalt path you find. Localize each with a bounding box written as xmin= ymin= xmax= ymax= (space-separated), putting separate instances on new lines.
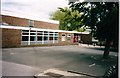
xmin=1 ymin=45 xmax=118 ymax=76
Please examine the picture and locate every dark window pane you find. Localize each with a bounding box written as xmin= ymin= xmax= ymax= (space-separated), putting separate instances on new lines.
xmin=30 ymin=30 xmax=36 ymax=32
xmin=49 ymin=37 xmax=53 ymax=40
xmin=44 ymin=34 xmax=48 ymax=37
xmin=22 ymin=36 xmax=28 ymax=41
xmin=67 ymin=34 xmax=71 ymax=37
xmin=22 ymin=30 xmax=29 ymax=32
xmin=44 ymin=31 xmax=48 ymax=34
xmin=62 ymin=34 xmax=65 ymax=36
xmin=30 ymin=36 xmax=36 ymax=41
xmin=30 ymin=33 xmax=36 ymax=35
xmin=44 ymin=37 xmax=48 ymax=41
xmin=49 ymin=32 xmax=53 ymax=34
xmin=22 ymin=33 xmax=29 ymax=35
xmin=55 ymin=37 xmax=58 ymax=40
xmin=55 ymin=34 xmax=58 ymax=36
xmin=50 ymin=34 xmax=53 ymax=37
xmin=37 ymin=36 xmax=42 ymax=41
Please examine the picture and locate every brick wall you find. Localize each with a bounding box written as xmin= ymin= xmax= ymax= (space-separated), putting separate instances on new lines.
xmin=58 ymin=32 xmax=75 ymax=45
xmin=2 ymin=15 xmax=59 ymax=30
xmin=2 ymin=15 xmax=28 ymax=26
xmin=81 ymin=34 xmax=92 ymax=44
xmin=2 ymin=28 xmax=21 ymax=48
xmin=35 ymin=21 xmax=59 ymax=30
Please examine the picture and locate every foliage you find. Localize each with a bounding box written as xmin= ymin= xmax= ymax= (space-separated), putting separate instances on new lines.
xmin=69 ymin=2 xmax=119 ymax=57
xmin=50 ymin=7 xmax=85 ymax=31
xmin=69 ymin=2 xmax=119 ymax=40
xmin=50 ymin=10 xmax=65 ymax=21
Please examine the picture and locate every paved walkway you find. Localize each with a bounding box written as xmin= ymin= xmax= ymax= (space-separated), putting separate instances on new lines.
xmin=1 ymin=45 xmax=118 ymax=76
xmin=2 ymin=61 xmax=40 ymax=76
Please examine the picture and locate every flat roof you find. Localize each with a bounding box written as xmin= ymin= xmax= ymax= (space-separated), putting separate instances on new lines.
xmin=1 ymin=10 xmax=59 ymax=24
xmin=0 ymin=25 xmax=90 ymax=34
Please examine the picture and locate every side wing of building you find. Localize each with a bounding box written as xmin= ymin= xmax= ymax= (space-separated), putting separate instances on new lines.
xmin=1 ymin=15 xmax=92 ymax=48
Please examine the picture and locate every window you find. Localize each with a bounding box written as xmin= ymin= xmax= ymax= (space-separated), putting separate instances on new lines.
xmin=37 ymin=31 xmax=43 ymax=35
xmin=22 ymin=30 xmax=29 ymax=35
xmin=22 ymin=33 xmax=29 ymax=35
xmin=37 ymin=36 xmax=42 ymax=41
xmin=55 ymin=37 xmax=58 ymax=40
xmin=49 ymin=37 xmax=53 ymax=40
xmin=22 ymin=30 xmax=29 ymax=32
xmin=30 ymin=33 xmax=36 ymax=35
xmin=67 ymin=34 xmax=71 ymax=41
xmin=62 ymin=34 xmax=65 ymax=36
xmin=30 ymin=36 xmax=36 ymax=41
xmin=22 ymin=36 xmax=29 ymax=41
xmin=44 ymin=31 xmax=48 ymax=37
xmin=29 ymin=20 xmax=34 ymax=27
xmin=44 ymin=31 xmax=48 ymax=34
xmin=44 ymin=36 xmax=48 ymax=41
xmin=22 ymin=30 xmax=36 ymax=45
xmin=49 ymin=32 xmax=53 ymax=37
xmin=49 ymin=32 xmax=53 ymax=40
xmin=21 ymin=30 xmax=59 ymax=45
xmin=55 ymin=32 xmax=58 ymax=37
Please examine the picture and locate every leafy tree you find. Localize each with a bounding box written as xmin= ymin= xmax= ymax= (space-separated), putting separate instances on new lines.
xmin=50 ymin=7 xmax=85 ymax=31
xmin=69 ymin=2 xmax=119 ymax=58
xmin=50 ymin=10 xmax=65 ymax=21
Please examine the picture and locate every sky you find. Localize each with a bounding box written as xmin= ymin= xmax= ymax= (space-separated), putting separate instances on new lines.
xmin=1 ymin=0 xmax=69 ymax=20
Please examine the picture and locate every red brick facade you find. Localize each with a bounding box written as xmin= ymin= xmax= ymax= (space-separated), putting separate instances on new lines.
xmin=2 ymin=15 xmax=59 ymax=30
xmin=2 ymin=28 xmax=21 ymax=48
xmin=2 ymin=15 xmax=28 ymax=26
xmin=35 ymin=20 xmax=59 ymax=30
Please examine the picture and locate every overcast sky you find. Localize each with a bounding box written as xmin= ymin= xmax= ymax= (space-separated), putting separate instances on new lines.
xmin=2 ymin=0 xmax=69 ymax=19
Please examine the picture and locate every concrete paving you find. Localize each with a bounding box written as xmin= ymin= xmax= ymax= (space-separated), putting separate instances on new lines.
xmin=2 ymin=61 xmax=40 ymax=76
xmin=1 ymin=45 xmax=118 ymax=77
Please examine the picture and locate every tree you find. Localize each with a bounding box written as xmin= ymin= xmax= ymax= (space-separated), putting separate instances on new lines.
xmin=50 ymin=7 xmax=85 ymax=31
xmin=69 ymin=2 xmax=119 ymax=58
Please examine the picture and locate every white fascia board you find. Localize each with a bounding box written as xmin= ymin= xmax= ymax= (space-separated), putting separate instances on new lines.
xmin=81 ymin=32 xmax=90 ymax=34
xmin=0 ymin=25 xmax=30 ymax=30
xmin=0 ymin=25 xmax=89 ymax=34
xmin=31 ymin=28 xmax=62 ymax=32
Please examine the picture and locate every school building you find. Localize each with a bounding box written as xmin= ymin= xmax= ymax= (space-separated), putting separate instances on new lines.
xmin=0 ymin=12 xmax=92 ymax=48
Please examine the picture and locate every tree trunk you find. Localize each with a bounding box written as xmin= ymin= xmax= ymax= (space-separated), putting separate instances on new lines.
xmin=103 ymin=39 xmax=111 ymax=58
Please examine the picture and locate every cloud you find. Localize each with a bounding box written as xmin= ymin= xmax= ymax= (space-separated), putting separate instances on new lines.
xmin=2 ymin=0 xmax=69 ymax=19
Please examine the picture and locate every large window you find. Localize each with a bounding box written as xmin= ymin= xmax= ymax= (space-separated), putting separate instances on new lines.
xmin=49 ymin=32 xmax=53 ymax=44
xmin=37 ymin=31 xmax=43 ymax=44
xmin=54 ymin=32 xmax=58 ymax=43
xmin=43 ymin=31 xmax=49 ymax=44
xmin=21 ymin=30 xmax=59 ymax=45
xmin=21 ymin=30 xmax=29 ymax=45
xmin=30 ymin=30 xmax=36 ymax=45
